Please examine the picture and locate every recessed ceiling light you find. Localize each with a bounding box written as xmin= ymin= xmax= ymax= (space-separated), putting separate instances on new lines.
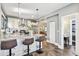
xmin=31 ymin=15 xmax=34 ymax=19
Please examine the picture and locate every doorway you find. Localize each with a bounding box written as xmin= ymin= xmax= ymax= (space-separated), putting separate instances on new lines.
xmin=61 ymin=13 xmax=78 ymax=55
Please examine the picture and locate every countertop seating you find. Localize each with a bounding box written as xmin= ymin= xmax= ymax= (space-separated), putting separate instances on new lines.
xmin=23 ymin=38 xmax=34 ymax=56
xmin=1 ymin=39 xmax=17 ymax=56
xmin=0 ymin=34 xmax=45 ymax=56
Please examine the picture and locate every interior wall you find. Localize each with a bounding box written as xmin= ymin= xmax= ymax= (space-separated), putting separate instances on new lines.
xmin=0 ymin=4 xmax=1 ymax=28
xmin=0 ymin=4 xmax=6 ymax=39
xmin=0 ymin=3 xmax=6 ymax=48
xmin=47 ymin=14 xmax=59 ymax=46
xmin=0 ymin=4 xmax=3 ymax=30
xmin=45 ymin=3 xmax=79 ymax=49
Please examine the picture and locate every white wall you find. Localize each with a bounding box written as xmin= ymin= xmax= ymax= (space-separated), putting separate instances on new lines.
xmin=0 ymin=4 xmax=3 ymax=32
xmin=0 ymin=4 xmax=2 ymax=37
xmin=47 ymin=14 xmax=59 ymax=47
xmin=45 ymin=3 xmax=79 ymax=49
xmin=0 ymin=4 xmax=5 ymax=39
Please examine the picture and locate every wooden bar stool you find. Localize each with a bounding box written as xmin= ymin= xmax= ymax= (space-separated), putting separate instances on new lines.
xmin=23 ymin=38 xmax=34 ymax=56
xmin=1 ymin=39 xmax=17 ymax=56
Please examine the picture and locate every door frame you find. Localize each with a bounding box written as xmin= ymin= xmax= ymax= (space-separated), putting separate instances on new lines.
xmin=61 ymin=13 xmax=78 ymax=49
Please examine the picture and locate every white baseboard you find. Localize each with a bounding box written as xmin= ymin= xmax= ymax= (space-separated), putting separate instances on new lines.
xmin=58 ymin=45 xmax=64 ymax=49
xmin=47 ymin=40 xmax=64 ymax=49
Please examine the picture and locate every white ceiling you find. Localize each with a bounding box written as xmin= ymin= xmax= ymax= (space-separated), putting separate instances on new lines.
xmin=2 ymin=3 xmax=70 ymax=19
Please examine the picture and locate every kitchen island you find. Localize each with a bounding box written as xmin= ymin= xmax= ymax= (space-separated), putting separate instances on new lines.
xmin=0 ymin=34 xmax=44 ymax=56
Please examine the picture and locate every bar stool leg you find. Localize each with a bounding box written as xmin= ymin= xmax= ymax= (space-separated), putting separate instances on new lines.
xmin=26 ymin=45 xmax=32 ymax=56
xmin=39 ymin=42 xmax=41 ymax=50
xmin=9 ymin=49 xmax=12 ymax=56
xmin=27 ymin=45 xmax=29 ymax=55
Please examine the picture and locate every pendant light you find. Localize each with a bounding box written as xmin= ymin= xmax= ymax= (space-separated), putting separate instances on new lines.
xmin=36 ymin=8 xmax=39 ymax=22
xmin=18 ymin=3 xmax=25 ymax=27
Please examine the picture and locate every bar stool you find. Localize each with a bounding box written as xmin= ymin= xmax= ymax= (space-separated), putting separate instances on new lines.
xmin=36 ymin=36 xmax=45 ymax=54
xmin=1 ymin=39 xmax=17 ymax=56
xmin=23 ymin=38 xmax=34 ymax=56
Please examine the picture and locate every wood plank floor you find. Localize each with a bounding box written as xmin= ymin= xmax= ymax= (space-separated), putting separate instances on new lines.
xmin=32 ymin=41 xmax=76 ymax=56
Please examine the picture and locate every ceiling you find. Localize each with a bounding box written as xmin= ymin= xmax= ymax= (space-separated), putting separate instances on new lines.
xmin=2 ymin=3 xmax=70 ymax=20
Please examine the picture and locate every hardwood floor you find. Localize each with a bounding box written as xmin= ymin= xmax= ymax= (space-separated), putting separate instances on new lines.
xmin=32 ymin=41 xmax=75 ymax=56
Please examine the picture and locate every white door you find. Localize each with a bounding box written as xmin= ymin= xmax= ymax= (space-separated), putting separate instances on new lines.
xmin=49 ymin=22 xmax=55 ymax=44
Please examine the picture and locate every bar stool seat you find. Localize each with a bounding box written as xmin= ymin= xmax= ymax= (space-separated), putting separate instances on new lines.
xmin=23 ymin=38 xmax=34 ymax=56
xmin=36 ymin=36 xmax=45 ymax=54
xmin=1 ymin=39 xmax=17 ymax=56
